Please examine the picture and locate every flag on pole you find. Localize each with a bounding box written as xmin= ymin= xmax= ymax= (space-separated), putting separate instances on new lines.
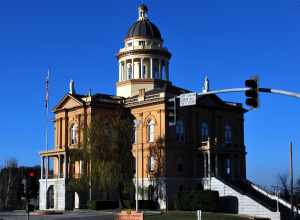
xmin=45 ymin=70 xmax=50 ymax=109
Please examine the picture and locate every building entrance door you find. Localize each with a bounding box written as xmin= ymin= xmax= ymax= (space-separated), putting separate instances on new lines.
xmin=46 ymin=185 xmax=54 ymax=209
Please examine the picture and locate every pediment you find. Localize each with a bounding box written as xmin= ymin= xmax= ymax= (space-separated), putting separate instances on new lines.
xmin=53 ymin=94 xmax=84 ymax=111
xmin=197 ymin=94 xmax=225 ymax=108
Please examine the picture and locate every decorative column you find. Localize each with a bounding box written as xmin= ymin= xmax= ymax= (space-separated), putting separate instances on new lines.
xmin=64 ymin=153 xmax=67 ymax=179
xmin=119 ymin=62 xmax=122 ymax=81
xmin=158 ymin=59 xmax=162 ymax=79
xmin=41 ymin=157 xmax=44 ymax=179
xmin=140 ymin=58 xmax=144 ymax=79
xmin=165 ymin=61 xmax=169 ymax=80
xmin=58 ymin=155 xmax=61 ymax=178
xmin=125 ymin=60 xmax=127 ymax=80
xmin=132 ymin=58 xmax=134 ymax=79
xmin=150 ymin=58 xmax=153 ymax=79
xmin=46 ymin=156 xmax=49 ymax=179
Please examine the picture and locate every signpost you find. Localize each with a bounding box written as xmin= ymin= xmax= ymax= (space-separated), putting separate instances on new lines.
xmin=179 ymin=92 xmax=197 ymax=107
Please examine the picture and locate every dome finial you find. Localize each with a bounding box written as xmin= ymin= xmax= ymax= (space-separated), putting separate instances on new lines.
xmin=138 ymin=3 xmax=148 ymax=20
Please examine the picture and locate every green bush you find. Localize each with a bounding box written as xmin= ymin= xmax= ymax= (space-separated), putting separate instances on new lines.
xmin=174 ymin=190 xmax=219 ymax=212
xmin=87 ymin=200 xmax=119 ymax=210
xmin=87 ymin=200 xmax=97 ymax=210
xmin=122 ymin=200 xmax=159 ymax=210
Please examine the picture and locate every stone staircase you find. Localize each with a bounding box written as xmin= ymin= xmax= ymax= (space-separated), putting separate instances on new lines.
xmin=202 ymin=177 xmax=294 ymax=220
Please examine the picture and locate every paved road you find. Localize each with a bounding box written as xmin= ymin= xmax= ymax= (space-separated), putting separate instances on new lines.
xmin=0 ymin=210 xmax=115 ymax=220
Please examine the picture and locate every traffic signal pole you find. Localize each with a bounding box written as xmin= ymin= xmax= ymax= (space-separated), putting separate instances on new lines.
xmin=196 ymin=87 xmax=300 ymax=100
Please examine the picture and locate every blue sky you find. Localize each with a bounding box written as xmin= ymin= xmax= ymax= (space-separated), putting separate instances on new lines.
xmin=0 ymin=0 xmax=299 ymax=187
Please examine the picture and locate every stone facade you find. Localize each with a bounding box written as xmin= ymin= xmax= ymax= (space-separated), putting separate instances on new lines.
xmin=38 ymin=4 xmax=287 ymax=219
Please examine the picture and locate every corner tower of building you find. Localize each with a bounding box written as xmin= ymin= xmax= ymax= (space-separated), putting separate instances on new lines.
xmin=116 ymin=4 xmax=172 ymax=98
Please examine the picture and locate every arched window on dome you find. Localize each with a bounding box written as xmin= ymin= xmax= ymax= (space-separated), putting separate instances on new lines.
xmin=224 ymin=124 xmax=232 ymax=144
xmin=147 ymin=119 xmax=155 ymax=143
xmin=127 ymin=63 xmax=132 ymax=79
xmin=200 ymin=122 xmax=209 ymax=141
xmin=70 ymin=124 xmax=78 ymax=145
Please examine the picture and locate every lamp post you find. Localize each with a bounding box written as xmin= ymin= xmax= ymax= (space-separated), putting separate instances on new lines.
xmin=135 ymin=120 xmax=142 ymax=212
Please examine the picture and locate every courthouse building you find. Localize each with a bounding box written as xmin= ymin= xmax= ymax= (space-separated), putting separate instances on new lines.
xmin=39 ymin=4 xmax=290 ymax=220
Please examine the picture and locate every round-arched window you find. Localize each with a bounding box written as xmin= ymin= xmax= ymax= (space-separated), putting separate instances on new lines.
xmin=147 ymin=119 xmax=155 ymax=142
xmin=200 ymin=122 xmax=209 ymax=141
xmin=148 ymin=155 xmax=156 ymax=172
xmin=133 ymin=120 xmax=138 ymax=144
xmin=71 ymin=124 xmax=78 ymax=145
xmin=176 ymin=120 xmax=184 ymax=141
xmin=128 ymin=63 xmax=132 ymax=79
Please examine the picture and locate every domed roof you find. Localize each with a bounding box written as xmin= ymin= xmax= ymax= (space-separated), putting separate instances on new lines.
xmin=126 ymin=19 xmax=162 ymax=40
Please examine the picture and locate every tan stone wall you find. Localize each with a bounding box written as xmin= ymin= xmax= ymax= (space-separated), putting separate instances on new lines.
xmin=131 ymin=102 xmax=166 ymax=180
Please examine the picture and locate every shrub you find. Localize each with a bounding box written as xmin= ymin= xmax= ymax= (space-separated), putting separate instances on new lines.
xmin=87 ymin=200 xmax=119 ymax=210
xmin=174 ymin=190 xmax=219 ymax=212
xmin=121 ymin=200 xmax=159 ymax=210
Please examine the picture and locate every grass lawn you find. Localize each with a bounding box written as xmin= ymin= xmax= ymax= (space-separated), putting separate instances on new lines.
xmin=144 ymin=211 xmax=256 ymax=220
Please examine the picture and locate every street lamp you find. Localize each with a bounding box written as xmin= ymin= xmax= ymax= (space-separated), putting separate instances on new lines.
xmin=135 ymin=120 xmax=142 ymax=212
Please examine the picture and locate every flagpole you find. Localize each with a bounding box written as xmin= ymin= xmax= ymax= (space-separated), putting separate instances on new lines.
xmin=45 ymin=69 xmax=50 ymax=209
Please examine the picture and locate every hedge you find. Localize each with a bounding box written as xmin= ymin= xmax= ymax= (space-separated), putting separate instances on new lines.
xmin=173 ymin=190 xmax=219 ymax=212
xmin=87 ymin=200 xmax=119 ymax=210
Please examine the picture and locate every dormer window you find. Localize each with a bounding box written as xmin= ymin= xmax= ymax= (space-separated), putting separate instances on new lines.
xmin=71 ymin=124 xmax=78 ymax=145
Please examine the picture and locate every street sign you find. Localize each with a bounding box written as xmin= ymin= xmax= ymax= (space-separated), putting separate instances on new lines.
xmin=180 ymin=92 xmax=197 ymax=107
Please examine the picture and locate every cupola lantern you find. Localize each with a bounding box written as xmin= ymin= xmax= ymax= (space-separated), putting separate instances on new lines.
xmin=116 ymin=4 xmax=172 ymax=98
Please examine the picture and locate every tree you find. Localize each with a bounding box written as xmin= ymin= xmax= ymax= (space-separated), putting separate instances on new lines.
xmin=278 ymin=174 xmax=290 ymax=201
xmin=68 ymin=108 xmax=135 ymax=207
xmin=148 ymin=137 xmax=166 ymax=202
xmin=0 ymin=159 xmax=19 ymax=210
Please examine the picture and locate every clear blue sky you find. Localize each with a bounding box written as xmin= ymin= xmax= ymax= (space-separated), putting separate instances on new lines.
xmin=0 ymin=0 xmax=299 ymax=187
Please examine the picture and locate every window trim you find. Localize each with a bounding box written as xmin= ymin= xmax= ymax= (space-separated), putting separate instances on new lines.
xmin=70 ymin=123 xmax=78 ymax=145
xmin=147 ymin=119 xmax=155 ymax=143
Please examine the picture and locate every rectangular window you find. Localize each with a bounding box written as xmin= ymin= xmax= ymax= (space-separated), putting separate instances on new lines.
xmin=127 ymin=42 xmax=132 ymax=47
xmin=139 ymin=41 xmax=145 ymax=46
xmin=226 ymin=159 xmax=231 ymax=175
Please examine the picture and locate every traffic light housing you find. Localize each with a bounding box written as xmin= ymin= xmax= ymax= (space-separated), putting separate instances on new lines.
xmin=25 ymin=170 xmax=39 ymax=199
xmin=245 ymin=77 xmax=259 ymax=108
xmin=17 ymin=181 xmax=26 ymax=199
xmin=167 ymin=97 xmax=177 ymax=126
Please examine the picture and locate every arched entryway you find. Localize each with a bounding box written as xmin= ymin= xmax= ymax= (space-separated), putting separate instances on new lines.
xmin=74 ymin=192 xmax=80 ymax=209
xmin=46 ymin=185 xmax=54 ymax=209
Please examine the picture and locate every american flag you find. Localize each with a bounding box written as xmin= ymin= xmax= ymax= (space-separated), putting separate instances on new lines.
xmin=45 ymin=70 xmax=50 ymax=109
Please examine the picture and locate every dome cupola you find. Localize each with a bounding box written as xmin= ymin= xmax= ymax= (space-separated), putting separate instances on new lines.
xmin=116 ymin=4 xmax=172 ymax=98
xmin=126 ymin=4 xmax=162 ymax=41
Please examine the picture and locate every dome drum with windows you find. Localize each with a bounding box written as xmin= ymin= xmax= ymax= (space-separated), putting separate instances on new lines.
xmin=116 ymin=4 xmax=172 ymax=98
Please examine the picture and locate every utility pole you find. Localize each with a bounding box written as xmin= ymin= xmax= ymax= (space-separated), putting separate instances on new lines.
xmin=290 ymin=142 xmax=294 ymax=217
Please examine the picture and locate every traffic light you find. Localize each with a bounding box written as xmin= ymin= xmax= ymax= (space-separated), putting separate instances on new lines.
xmin=25 ymin=170 xmax=38 ymax=199
xmin=167 ymin=97 xmax=177 ymax=126
xmin=245 ymin=77 xmax=259 ymax=108
xmin=17 ymin=180 xmax=26 ymax=199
